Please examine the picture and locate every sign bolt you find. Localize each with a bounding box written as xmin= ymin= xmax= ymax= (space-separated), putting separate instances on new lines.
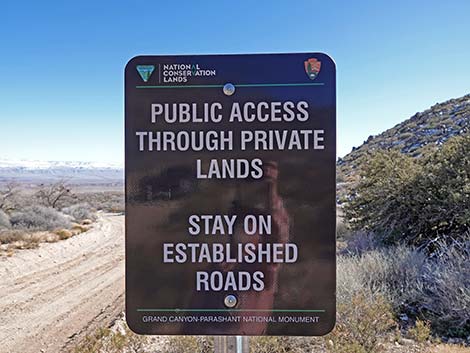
xmin=224 ymin=294 xmax=238 ymax=308
xmin=223 ymin=83 xmax=236 ymax=96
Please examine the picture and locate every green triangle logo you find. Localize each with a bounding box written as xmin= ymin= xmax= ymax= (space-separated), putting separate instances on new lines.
xmin=136 ymin=65 xmax=155 ymax=82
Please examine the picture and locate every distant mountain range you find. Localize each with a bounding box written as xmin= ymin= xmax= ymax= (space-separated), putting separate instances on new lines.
xmin=337 ymin=93 xmax=470 ymax=189
xmin=0 ymin=159 xmax=123 ymax=185
xmin=2 ymin=93 xmax=469 ymax=188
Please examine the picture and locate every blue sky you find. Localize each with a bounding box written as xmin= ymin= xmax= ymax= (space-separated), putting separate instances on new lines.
xmin=0 ymin=0 xmax=469 ymax=164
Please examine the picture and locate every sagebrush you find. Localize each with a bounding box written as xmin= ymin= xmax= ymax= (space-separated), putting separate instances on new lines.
xmin=62 ymin=203 xmax=96 ymax=222
xmin=339 ymin=235 xmax=470 ymax=337
xmin=0 ymin=209 xmax=10 ymax=229
xmin=10 ymin=205 xmax=71 ymax=231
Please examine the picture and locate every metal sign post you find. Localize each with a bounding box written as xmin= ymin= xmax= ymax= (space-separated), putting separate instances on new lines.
xmin=214 ymin=336 xmax=249 ymax=353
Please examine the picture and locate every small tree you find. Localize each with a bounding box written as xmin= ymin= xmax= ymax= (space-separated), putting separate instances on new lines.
xmin=0 ymin=182 xmax=19 ymax=212
xmin=35 ymin=180 xmax=76 ymax=209
xmin=415 ymin=135 xmax=470 ymax=240
xmin=344 ymin=149 xmax=421 ymax=243
xmin=344 ymin=134 xmax=470 ymax=246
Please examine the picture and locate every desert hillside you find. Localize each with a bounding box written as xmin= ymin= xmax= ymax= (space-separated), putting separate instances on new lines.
xmin=338 ymin=93 xmax=470 ymax=197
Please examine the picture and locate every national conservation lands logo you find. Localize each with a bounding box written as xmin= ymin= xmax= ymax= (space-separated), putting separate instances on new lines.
xmin=304 ymin=58 xmax=321 ymax=80
xmin=160 ymin=63 xmax=217 ymax=83
xmin=136 ymin=65 xmax=155 ymax=82
xmin=136 ymin=63 xmax=217 ymax=83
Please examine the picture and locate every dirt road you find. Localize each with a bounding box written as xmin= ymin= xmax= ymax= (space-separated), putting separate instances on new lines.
xmin=0 ymin=213 xmax=125 ymax=353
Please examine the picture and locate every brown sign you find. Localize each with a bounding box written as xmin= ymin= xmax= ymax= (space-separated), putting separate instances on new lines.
xmin=125 ymin=53 xmax=336 ymax=336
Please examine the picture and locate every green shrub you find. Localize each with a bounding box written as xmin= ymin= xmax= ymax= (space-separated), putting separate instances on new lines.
xmin=416 ymin=135 xmax=470 ymax=242
xmin=344 ymin=149 xmax=420 ymax=243
xmin=336 ymin=212 xmax=350 ymax=239
xmin=345 ymin=135 xmax=470 ymax=246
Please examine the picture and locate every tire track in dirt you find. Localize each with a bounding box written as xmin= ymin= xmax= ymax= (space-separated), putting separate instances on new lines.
xmin=0 ymin=213 xmax=125 ymax=353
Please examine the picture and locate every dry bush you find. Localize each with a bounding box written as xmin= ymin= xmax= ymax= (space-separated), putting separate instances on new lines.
xmin=0 ymin=230 xmax=60 ymax=251
xmin=0 ymin=229 xmax=25 ymax=244
xmin=0 ymin=230 xmax=40 ymax=249
xmin=76 ymin=191 xmax=124 ymax=213
xmin=0 ymin=182 xmax=19 ymax=211
xmin=250 ymin=336 xmax=292 ymax=353
xmin=2 ymin=191 xmax=36 ymax=212
xmin=41 ymin=232 xmax=61 ymax=243
xmin=335 ymin=245 xmax=424 ymax=349
xmin=338 ymin=236 xmax=470 ymax=338
xmin=337 ymin=245 xmax=427 ymax=309
xmin=10 ymin=205 xmax=71 ymax=231
xmin=409 ymin=319 xmax=431 ymax=343
xmin=343 ymin=231 xmax=381 ymax=255
xmin=62 ymin=203 xmax=96 ymax=222
xmin=0 ymin=210 xmax=10 ymax=229
xmin=422 ymin=237 xmax=470 ymax=337
xmin=8 ymin=240 xmax=40 ymax=250
xmin=163 ymin=336 xmax=213 ymax=353
xmin=74 ymin=317 xmax=213 ymax=353
xmin=71 ymin=224 xmax=90 ymax=234
xmin=431 ymin=344 xmax=470 ymax=353
xmin=54 ymin=229 xmax=73 ymax=240
xmin=73 ymin=328 xmax=118 ymax=353
xmin=73 ymin=327 xmax=148 ymax=353
xmin=327 ymin=292 xmax=395 ymax=353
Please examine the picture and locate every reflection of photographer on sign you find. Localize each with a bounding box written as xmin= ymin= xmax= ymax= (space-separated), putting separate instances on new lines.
xmin=126 ymin=53 xmax=336 ymax=336
xmin=187 ymin=161 xmax=291 ymax=335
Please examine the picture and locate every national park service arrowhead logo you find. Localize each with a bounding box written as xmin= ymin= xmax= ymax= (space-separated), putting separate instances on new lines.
xmin=136 ymin=65 xmax=155 ymax=82
xmin=304 ymin=58 xmax=321 ymax=80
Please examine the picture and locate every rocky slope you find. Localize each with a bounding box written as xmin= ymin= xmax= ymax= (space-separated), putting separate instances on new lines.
xmin=337 ymin=93 xmax=470 ymax=193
